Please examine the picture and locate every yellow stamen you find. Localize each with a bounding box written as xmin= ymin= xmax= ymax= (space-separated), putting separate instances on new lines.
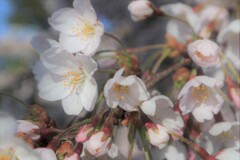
xmin=112 ymin=83 xmax=129 ymax=100
xmin=72 ymin=17 xmax=95 ymax=39
xmin=192 ymin=84 xmax=209 ymax=102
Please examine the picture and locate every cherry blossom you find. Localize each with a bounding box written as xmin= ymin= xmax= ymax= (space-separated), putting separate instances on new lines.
xmin=48 ymin=0 xmax=104 ymax=55
xmin=35 ymin=148 xmax=57 ymax=160
xmin=217 ymin=19 xmax=240 ymax=70
xmin=178 ymin=76 xmax=224 ymax=122
xmin=128 ymin=0 xmax=153 ymax=21
xmin=32 ymin=39 xmax=98 ymax=115
xmin=104 ymin=68 xmax=150 ymax=112
xmin=145 ymin=123 xmax=170 ymax=149
xmin=187 ymin=39 xmax=220 ymax=67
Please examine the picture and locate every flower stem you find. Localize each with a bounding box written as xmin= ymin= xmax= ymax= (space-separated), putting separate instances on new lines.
xmin=151 ymin=51 xmax=169 ymax=73
xmin=127 ymin=44 xmax=166 ymax=53
xmin=0 ymin=92 xmax=30 ymax=109
xmin=138 ymin=128 xmax=153 ymax=160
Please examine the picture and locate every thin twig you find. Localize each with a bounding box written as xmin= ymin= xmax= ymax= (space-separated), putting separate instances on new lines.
xmin=0 ymin=92 xmax=30 ymax=109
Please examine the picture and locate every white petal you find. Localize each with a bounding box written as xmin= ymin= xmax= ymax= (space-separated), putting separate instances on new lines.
xmin=0 ymin=112 xmax=17 ymax=140
xmin=209 ymin=122 xmax=240 ymax=136
xmin=75 ymin=53 xmax=98 ymax=75
xmin=62 ymin=94 xmax=84 ymax=115
xmin=104 ymin=79 xmax=119 ymax=108
xmin=35 ymin=148 xmax=57 ymax=160
xmin=80 ymin=77 xmax=98 ymax=111
xmin=192 ymin=104 xmax=214 ymax=122
xmin=81 ymin=37 xmax=101 ymax=56
xmin=59 ymin=33 xmax=91 ymax=54
xmin=73 ymin=0 xmax=97 ymax=23
xmin=216 ymin=148 xmax=240 ymax=160
xmin=38 ymin=73 xmax=71 ymax=101
xmin=48 ymin=8 xmax=80 ymax=35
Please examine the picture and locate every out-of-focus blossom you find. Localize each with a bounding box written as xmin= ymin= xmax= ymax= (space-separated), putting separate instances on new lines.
xmin=229 ymin=87 xmax=240 ymax=109
xmin=215 ymin=148 xmax=240 ymax=160
xmin=86 ymin=131 xmax=111 ymax=157
xmin=48 ymin=0 xmax=104 ymax=55
xmin=209 ymin=122 xmax=240 ymax=149
xmin=32 ymin=39 xmax=98 ymax=115
xmin=64 ymin=153 xmax=80 ymax=160
xmin=0 ymin=112 xmax=40 ymax=160
xmin=187 ymin=39 xmax=220 ymax=67
xmin=128 ymin=0 xmax=153 ymax=21
xmin=35 ymin=148 xmax=57 ymax=160
xmin=160 ymin=3 xmax=199 ymax=29
xmin=197 ymin=5 xmax=229 ymax=38
xmin=151 ymin=141 xmax=187 ymax=160
xmin=141 ymin=95 xmax=184 ymax=133
xmin=17 ymin=120 xmax=40 ymax=140
xmin=145 ymin=123 xmax=170 ymax=149
xmin=75 ymin=124 xmax=93 ymax=143
xmin=178 ymin=76 xmax=224 ymax=122
xmin=217 ymin=19 xmax=240 ymax=70
xmin=104 ymin=68 xmax=150 ymax=112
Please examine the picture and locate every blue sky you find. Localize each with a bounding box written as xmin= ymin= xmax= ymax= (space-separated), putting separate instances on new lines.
xmin=0 ymin=0 xmax=13 ymax=38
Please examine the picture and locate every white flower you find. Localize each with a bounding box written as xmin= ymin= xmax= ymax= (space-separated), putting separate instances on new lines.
xmin=17 ymin=120 xmax=40 ymax=140
xmin=178 ymin=76 xmax=224 ymax=122
xmin=48 ymin=0 xmax=104 ymax=55
xmin=35 ymin=148 xmax=57 ymax=160
xmin=197 ymin=5 xmax=229 ymax=38
xmin=104 ymin=68 xmax=150 ymax=112
xmin=145 ymin=123 xmax=170 ymax=149
xmin=86 ymin=131 xmax=111 ymax=157
xmin=217 ymin=19 xmax=240 ymax=70
xmin=32 ymin=39 xmax=98 ymax=115
xmin=216 ymin=148 xmax=240 ymax=160
xmin=128 ymin=0 xmax=153 ymax=21
xmin=151 ymin=141 xmax=187 ymax=160
xmin=187 ymin=39 xmax=220 ymax=67
xmin=209 ymin=122 xmax=240 ymax=149
xmin=0 ymin=112 xmax=40 ymax=160
xmin=160 ymin=3 xmax=199 ymax=30
xmin=141 ymin=95 xmax=184 ymax=133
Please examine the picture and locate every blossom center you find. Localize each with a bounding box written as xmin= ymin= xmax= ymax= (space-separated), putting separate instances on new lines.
xmin=112 ymin=83 xmax=129 ymax=100
xmin=0 ymin=149 xmax=16 ymax=160
xmin=72 ymin=17 xmax=95 ymax=39
xmin=63 ymin=69 xmax=86 ymax=92
xmin=192 ymin=84 xmax=209 ymax=102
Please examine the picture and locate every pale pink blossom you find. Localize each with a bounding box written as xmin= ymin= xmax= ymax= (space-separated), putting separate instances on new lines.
xmin=178 ymin=76 xmax=224 ymax=122
xmin=86 ymin=131 xmax=111 ymax=157
xmin=140 ymin=95 xmax=184 ymax=133
xmin=145 ymin=123 xmax=170 ymax=149
xmin=217 ymin=19 xmax=240 ymax=70
xmin=128 ymin=0 xmax=153 ymax=21
xmin=17 ymin=120 xmax=40 ymax=140
xmin=216 ymin=148 xmax=240 ymax=160
xmin=48 ymin=0 xmax=104 ymax=55
xmin=187 ymin=39 xmax=220 ymax=67
xmin=104 ymin=68 xmax=150 ymax=112
xmin=75 ymin=124 xmax=93 ymax=143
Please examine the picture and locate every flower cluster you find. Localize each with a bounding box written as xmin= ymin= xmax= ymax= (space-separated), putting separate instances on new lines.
xmin=1 ymin=0 xmax=239 ymax=160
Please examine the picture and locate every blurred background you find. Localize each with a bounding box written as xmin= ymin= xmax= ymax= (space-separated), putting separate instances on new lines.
xmin=0 ymin=0 xmax=237 ymax=128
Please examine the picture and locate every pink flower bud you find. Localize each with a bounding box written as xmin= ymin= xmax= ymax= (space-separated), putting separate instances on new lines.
xmin=86 ymin=131 xmax=111 ymax=157
xmin=145 ymin=123 xmax=170 ymax=149
xmin=128 ymin=0 xmax=153 ymax=21
xmin=229 ymin=87 xmax=240 ymax=109
xmin=187 ymin=39 xmax=220 ymax=67
xmin=75 ymin=124 xmax=93 ymax=143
